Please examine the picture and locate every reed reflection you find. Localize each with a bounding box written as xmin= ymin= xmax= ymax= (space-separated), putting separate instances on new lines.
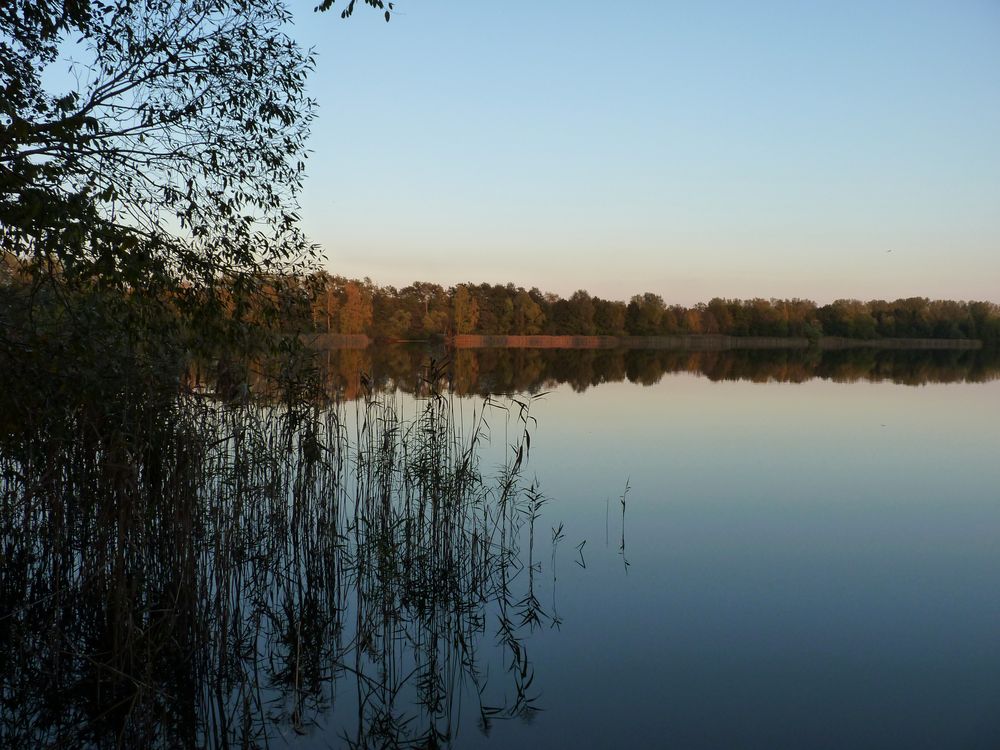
xmin=0 ymin=378 xmax=556 ymax=748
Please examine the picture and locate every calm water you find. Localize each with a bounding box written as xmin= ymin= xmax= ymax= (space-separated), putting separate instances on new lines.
xmin=299 ymin=349 xmax=1000 ymax=748
xmin=3 ymin=347 xmax=999 ymax=748
xmin=453 ymin=374 xmax=1000 ymax=748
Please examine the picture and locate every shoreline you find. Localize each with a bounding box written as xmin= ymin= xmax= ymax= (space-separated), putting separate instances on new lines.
xmin=449 ymin=334 xmax=984 ymax=351
xmin=304 ymin=333 xmax=985 ymax=351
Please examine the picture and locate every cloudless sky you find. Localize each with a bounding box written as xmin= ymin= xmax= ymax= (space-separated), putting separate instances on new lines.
xmin=290 ymin=1 xmax=1000 ymax=305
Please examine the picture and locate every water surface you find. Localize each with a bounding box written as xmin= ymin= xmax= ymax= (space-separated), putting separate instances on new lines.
xmin=470 ymin=374 xmax=1000 ymax=748
xmin=3 ymin=348 xmax=998 ymax=748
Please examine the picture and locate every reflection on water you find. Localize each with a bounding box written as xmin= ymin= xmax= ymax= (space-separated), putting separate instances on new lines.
xmin=513 ymin=374 xmax=1000 ymax=749
xmin=0 ymin=383 xmax=556 ymax=748
xmin=306 ymin=345 xmax=1000 ymax=399
xmin=4 ymin=349 xmax=1000 ymax=748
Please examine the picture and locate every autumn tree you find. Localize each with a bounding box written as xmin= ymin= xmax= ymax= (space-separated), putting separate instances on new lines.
xmin=452 ymin=285 xmax=479 ymax=334
xmin=777 ymin=298 xmax=821 ymax=339
xmin=339 ymin=280 xmax=373 ymax=334
xmin=706 ymin=299 xmax=735 ymax=334
xmin=662 ymin=305 xmax=686 ymax=334
xmin=310 ymin=271 xmax=340 ymax=332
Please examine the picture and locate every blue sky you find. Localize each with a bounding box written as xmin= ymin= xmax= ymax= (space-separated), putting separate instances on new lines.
xmin=291 ymin=1 xmax=1000 ymax=305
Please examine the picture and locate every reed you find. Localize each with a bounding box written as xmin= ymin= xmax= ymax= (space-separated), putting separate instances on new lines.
xmin=0 ymin=357 xmax=555 ymax=748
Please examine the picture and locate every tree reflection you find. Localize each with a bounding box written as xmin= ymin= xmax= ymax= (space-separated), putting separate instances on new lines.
xmin=303 ymin=344 xmax=1000 ymax=398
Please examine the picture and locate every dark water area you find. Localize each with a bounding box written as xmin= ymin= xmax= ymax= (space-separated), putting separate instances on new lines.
xmin=2 ymin=348 xmax=999 ymax=748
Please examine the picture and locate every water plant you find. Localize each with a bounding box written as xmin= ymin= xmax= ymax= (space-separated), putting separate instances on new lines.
xmin=0 ymin=358 xmax=556 ymax=748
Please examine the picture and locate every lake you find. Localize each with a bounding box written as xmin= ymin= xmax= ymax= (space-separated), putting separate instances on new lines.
xmin=2 ymin=346 xmax=998 ymax=748
xmin=460 ymin=372 xmax=1000 ymax=749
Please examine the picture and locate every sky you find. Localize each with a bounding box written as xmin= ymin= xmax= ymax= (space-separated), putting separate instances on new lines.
xmin=290 ymin=1 xmax=1000 ymax=306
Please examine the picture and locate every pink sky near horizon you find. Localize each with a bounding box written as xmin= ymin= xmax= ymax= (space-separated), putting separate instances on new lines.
xmin=292 ymin=2 xmax=1000 ymax=307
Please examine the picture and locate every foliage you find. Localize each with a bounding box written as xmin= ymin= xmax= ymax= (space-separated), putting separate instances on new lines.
xmin=315 ymin=0 xmax=395 ymax=23
xmin=0 ymin=0 xmax=327 ymax=436
xmin=293 ymin=274 xmax=1000 ymax=343
xmin=1 ymin=0 xmax=315 ymax=301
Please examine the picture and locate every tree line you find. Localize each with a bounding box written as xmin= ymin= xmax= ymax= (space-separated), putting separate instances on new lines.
xmin=289 ymin=274 xmax=1000 ymax=343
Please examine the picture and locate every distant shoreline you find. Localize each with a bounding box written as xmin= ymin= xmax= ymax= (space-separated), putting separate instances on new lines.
xmin=450 ymin=334 xmax=984 ymax=350
xmin=305 ymin=333 xmax=984 ymax=351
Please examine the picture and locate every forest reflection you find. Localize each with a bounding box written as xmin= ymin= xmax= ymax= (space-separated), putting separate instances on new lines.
xmin=309 ymin=345 xmax=1000 ymax=399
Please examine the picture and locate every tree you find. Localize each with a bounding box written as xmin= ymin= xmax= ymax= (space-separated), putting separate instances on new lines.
xmin=1 ymin=0 xmax=315 ymax=305
xmin=892 ymin=297 xmax=931 ymax=338
xmin=967 ymin=301 xmax=1000 ymax=343
xmin=818 ymin=300 xmax=876 ymax=339
xmin=706 ymin=298 xmax=735 ymax=334
xmin=453 ymin=285 xmax=479 ymax=334
xmin=593 ymin=298 xmax=626 ymax=335
xmin=339 ymin=280 xmax=373 ymax=334
xmin=309 ymin=271 xmax=340 ymax=332
xmin=567 ymin=290 xmax=597 ymax=335
xmin=625 ymin=293 xmax=665 ymax=335
xmin=512 ymin=289 xmax=545 ymax=334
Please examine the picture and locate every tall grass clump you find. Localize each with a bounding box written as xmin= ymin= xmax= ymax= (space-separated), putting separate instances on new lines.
xmin=0 ymin=315 xmax=555 ymax=749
